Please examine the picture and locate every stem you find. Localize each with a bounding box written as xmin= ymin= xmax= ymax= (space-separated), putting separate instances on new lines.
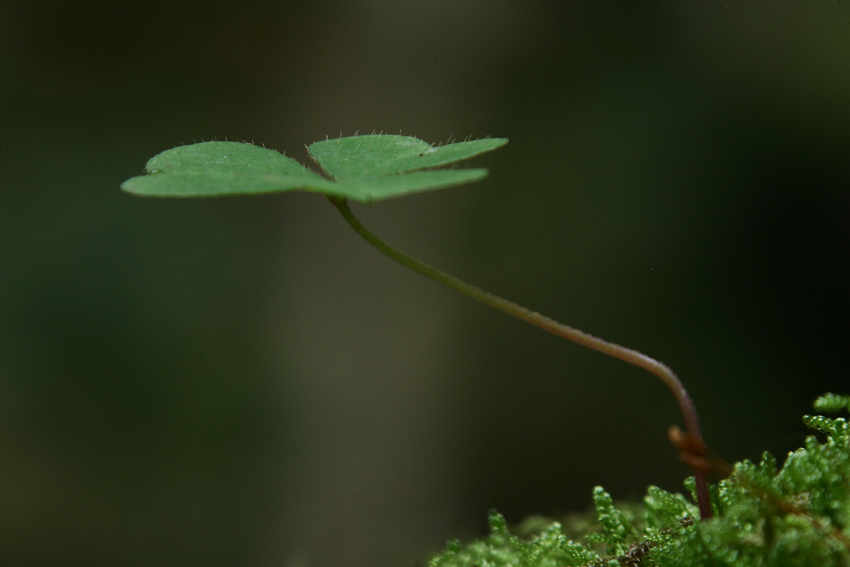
xmin=329 ymin=196 xmax=712 ymax=520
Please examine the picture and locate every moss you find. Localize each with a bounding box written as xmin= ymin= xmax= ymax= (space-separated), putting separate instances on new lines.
xmin=428 ymin=394 xmax=850 ymax=567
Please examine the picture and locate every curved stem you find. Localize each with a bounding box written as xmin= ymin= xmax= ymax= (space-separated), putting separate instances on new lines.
xmin=329 ymin=196 xmax=712 ymax=520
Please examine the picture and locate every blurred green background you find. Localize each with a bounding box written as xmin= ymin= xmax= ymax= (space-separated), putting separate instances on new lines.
xmin=2 ymin=2 xmax=850 ymax=565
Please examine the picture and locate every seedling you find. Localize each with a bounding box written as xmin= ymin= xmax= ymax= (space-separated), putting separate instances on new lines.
xmin=123 ymin=136 xmax=850 ymax=564
xmin=121 ymin=134 xmax=713 ymax=519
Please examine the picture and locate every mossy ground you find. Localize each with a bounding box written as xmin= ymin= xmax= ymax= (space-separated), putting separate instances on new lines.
xmin=428 ymin=394 xmax=850 ymax=567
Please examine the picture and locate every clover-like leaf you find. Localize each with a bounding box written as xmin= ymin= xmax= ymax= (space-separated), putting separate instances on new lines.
xmin=120 ymin=141 xmax=335 ymax=198
xmin=121 ymin=135 xmax=508 ymax=203
xmin=307 ymin=135 xmax=508 ymax=181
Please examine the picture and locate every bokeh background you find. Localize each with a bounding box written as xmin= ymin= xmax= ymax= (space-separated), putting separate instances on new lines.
xmin=3 ymin=2 xmax=850 ymax=566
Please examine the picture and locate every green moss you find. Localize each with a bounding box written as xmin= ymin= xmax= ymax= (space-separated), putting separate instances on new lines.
xmin=428 ymin=394 xmax=850 ymax=567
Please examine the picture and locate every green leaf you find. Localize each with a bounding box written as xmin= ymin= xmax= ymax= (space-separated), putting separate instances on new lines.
xmin=307 ymin=135 xmax=508 ymax=181
xmin=121 ymin=135 xmax=508 ymax=203
xmin=330 ymin=169 xmax=490 ymax=202
xmin=121 ymin=141 xmax=335 ymax=198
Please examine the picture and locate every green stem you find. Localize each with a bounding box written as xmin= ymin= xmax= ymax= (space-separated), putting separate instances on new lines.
xmin=329 ymin=196 xmax=712 ymax=520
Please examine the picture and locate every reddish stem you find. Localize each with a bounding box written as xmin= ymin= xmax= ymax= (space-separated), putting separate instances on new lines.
xmin=331 ymin=197 xmax=713 ymax=519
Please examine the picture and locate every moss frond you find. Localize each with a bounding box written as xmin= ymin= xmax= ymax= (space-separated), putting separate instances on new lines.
xmin=813 ymin=393 xmax=850 ymax=415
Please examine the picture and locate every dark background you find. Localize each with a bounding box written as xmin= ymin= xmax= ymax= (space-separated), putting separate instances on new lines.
xmin=2 ymin=2 xmax=849 ymax=566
